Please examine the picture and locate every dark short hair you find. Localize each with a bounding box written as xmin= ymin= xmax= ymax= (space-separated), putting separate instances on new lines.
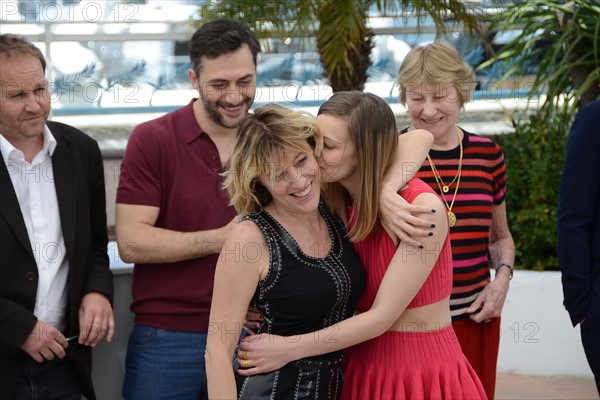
xmin=189 ymin=19 xmax=260 ymax=76
xmin=0 ymin=34 xmax=46 ymax=72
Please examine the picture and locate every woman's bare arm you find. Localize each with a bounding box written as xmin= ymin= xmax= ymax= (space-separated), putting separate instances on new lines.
xmin=238 ymin=193 xmax=447 ymax=375
xmin=380 ymin=129 xmax=435 ymax=246
xmin=205 ymin=221 xmax=267 ymax=398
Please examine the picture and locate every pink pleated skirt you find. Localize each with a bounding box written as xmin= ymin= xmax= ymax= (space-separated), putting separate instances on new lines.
xmin=341 ymin=325 xmax=487 ymax=400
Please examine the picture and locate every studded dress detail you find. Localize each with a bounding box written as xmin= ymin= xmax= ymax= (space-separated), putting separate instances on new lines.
xmin=235 ymin=200 xmax=366 ymax=400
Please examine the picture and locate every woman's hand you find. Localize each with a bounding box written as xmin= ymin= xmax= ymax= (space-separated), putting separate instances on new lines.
xmin=380 ymin=185 xmax=437 ymax=246
xmin=468 ymin=201 xmax=514 ymax=322
xmin=243 ymin=306 xmax=263 ymax=335
xmin=465 ymin=275 xmax=509 ymax=322
xmin=236 ymin=333 xmax=294 ymax=376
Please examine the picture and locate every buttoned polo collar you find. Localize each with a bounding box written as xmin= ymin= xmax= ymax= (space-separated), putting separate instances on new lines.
xmin=180 ymin=98 xmax=207 ymax=144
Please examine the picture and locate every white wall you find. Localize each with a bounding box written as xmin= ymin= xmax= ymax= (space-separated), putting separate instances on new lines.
xmin=498 ymin=270 xmax=593 ymax=377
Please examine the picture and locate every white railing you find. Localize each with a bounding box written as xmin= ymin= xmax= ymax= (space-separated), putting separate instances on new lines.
xmin=1 ymin=0 xmax=537 ymax=123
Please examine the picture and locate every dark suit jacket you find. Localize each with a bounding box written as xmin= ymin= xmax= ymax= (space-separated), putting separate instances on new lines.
xmin=558 ymin=100 xmax=600 ymax=329
xmin=0 ymin=121 xmax=113 ymax=400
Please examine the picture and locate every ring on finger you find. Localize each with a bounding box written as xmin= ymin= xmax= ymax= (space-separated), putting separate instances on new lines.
xmin=240 ymin=350 xmax=248 ymax=360
xmin=242 ymin=358 xmax=251 ymax=368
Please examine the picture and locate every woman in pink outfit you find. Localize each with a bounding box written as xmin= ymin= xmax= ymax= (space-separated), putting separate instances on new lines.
xmin=237 ymin=91 xmax=486 ymax=400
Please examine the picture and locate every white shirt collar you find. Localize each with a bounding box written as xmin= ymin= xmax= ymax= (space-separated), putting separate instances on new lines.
xmin=0 ymin=125 xmax=57 ymax=161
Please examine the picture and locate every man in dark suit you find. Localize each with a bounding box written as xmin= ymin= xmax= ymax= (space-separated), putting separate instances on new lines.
xmin=558 ymin=99 xmax=600 ymax=394
xmin=0 ymin=34 xmax=114 ymax=400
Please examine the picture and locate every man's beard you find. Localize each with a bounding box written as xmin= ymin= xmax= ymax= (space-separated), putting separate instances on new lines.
xmin=199 ymin=88 xmax=253 ymax=129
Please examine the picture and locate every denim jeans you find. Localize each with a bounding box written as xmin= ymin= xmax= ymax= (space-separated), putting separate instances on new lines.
xmin=122 ymin=324 xmax=208 ymax=400
xmin=14 ymin=356 xmax=81 ymax=400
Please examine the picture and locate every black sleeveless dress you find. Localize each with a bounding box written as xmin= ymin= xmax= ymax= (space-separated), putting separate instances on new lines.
xmin=236 ymin=200 xmax=366 ymax=400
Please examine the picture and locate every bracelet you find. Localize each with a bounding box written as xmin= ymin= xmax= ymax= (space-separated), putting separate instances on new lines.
xmin=495 ymin=263 xmax=513 ymax=280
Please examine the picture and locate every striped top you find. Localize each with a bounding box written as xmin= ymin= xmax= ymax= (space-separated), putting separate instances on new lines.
xmin=413 ymin=129 xmax=507 ymax=320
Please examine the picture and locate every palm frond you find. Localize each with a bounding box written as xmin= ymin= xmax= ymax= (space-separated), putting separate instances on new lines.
xmin=193 ymin=0 xmax=320 ymax=41
xmin=53 ymin=63 xmax=97 ymax=95
xmin=106 ymin=60 xmax=147 ymax=89
xmin=374 ymin=0 xmax=493 ymax=52
xmin=485 ymin=0 xmax=600 ymax=118
xmin=316 ymin=0 xmax=373 ymax=90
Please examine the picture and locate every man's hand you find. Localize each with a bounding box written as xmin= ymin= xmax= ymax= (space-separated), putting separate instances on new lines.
xmin=21 ymin=320 xmax=67 ymax=362
xmin=465 ymin=271 xmax=510 ymax=323
xmin=218 ymin=216 xmax=240 ymax=249
xmin=78 ymin=292 xmax=115 ymax=347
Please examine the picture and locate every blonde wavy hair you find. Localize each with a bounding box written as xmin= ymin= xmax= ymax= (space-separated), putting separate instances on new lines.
xmin=397 ymin=41 xmax=476 ymax=108
xmin=225 ymin=103 xmax=322 ymax=216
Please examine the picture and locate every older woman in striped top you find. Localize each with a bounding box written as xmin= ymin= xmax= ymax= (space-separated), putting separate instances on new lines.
xmin=397 ymin=41 xmax=515 ymax=400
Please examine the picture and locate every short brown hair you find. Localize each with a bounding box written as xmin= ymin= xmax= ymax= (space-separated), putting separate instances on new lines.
xmin=397 ymin=42 xmax=475 ymax=108
xmin=225 ymin=104 xmax=321 ymax=216
xmin=0 ymin=34 xmax=46 ymax=72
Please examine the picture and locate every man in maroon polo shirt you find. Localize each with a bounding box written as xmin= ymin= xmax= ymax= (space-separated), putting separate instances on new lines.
xmin=115 ymin=19 xmax=260 ymax=400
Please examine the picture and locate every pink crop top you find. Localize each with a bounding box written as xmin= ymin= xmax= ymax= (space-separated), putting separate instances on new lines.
xmin=351 ymin=178 xmax=453 ymax=312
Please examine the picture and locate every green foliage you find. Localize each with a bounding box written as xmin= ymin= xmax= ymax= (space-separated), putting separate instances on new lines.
xmin=192 ymin=0 xmax=488 ymax=91
xmin=484 ymin=0 xmax=600 ymax=116
xmin=316 ymin=0 xmax=373 ymax=91
xmin=495 ymin=111 xmax=572 ymax=270
xmin=193 ymin=0 xmax=319 ymax=40
xmin=481 ymin=0 xmax=599 ymax=270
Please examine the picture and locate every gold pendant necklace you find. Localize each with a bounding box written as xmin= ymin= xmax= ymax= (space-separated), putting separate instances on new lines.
xmin=427 ymin=127 xmax=463 ymax=227
xmin=439 ymin=167 xmax=460 ymax=194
